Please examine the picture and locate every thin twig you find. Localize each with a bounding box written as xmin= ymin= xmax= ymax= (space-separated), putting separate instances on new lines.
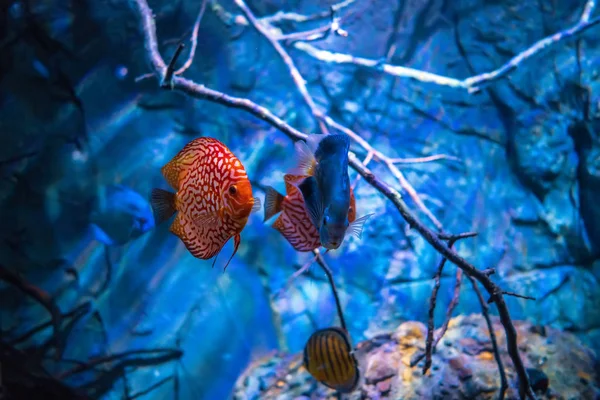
xmin=261 ymin=0 xmax=356 ymax=24
xmin=234 ymin=0 xmax=329 ymax=134
xmin=130 ymin=1 xmax=536 ymax=396
xmin=0 ymin=264 xmax=63 ymax=358
xmin=161 ymin=43 xmax=185 ymax=89
xmin=57 ymin=348 xmax=183 ymax=379
xmin=469 ymin=275 xmax=508 ymax=400
xmin=9 ymin=301 xmax=90 ymax=345
xmin=130 ymin=376 xmax=173 ymax=399
xmin=411 ymin=234 xmax=469 ymax=371
xmin=488 ymin=291 xmax=536 ymax=304
xmin=438 ymin=231 xmax=478 ymax=241
xmin=389 ymin=154 xmax=463 ymax=164
xmin=273 ymin=254 xmax=318 ymax=299
xmin=313 ymin=249 xmax=347 ymax=332
xmin=174 ymin=0 xmax=208 ymax=75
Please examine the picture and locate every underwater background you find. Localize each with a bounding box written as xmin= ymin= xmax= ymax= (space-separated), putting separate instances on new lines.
xmin=1 ymin=0 xmax=599 ymax=399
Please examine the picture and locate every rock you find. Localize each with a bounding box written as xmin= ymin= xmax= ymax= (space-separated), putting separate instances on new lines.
xmin=233 ymin=314 xmax=600 ymax=400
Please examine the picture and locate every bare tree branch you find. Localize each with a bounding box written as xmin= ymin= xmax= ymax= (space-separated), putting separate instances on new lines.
xmin=469 ymin=275 xmax=508 ymax=400
xmin=130 ymin=0 xmax=539 ymax=396
xmin=234 ymin=0 xmax=445 ymax=230
xmin=410 ymin=233 xmax=472 ymax=371
xmin=0 ymin=264 xmax=63 ymax=358
xmin=57 ymin=348 xmax=183 ymax=379
xmin=313 ymin=249 xmax=347 ymax=332
xmin=292 ymin=1 xmax=600 ymax=93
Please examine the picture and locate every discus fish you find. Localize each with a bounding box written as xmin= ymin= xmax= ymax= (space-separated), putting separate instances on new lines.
xmin=264 ymin=174 xmax=358 ymax=252
xmin=291 ymin=133 xmax=373 ymax=249
xmin=150 ymin=137 xmax=260 ymax=270
xmin=303 ymin=327 xmax=361 ymax=393
xmin=89 ymin=184 xmax=155 ymax=246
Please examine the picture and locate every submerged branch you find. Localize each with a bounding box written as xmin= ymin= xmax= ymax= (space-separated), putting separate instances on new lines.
xmin=130 ymin=0 xmax=536 ymax=396
xmin=57 ymin=348 xmax=183 ymax=379
xmin=0 ymin=264 xmax=63 ymax=358
xmin=292 ymin=1 xmax=600 ymax=93
xmin=469 ymin=275 xmax=508 ymax=400
xmin=410 ymin=234 xmax=471 ymax=371
xmin=313 ymin=249 xmax=347 ymax=332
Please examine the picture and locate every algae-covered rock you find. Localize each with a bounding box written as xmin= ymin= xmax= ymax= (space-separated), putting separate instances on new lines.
xmin=232 ymin=314 xmax=600 ymax=400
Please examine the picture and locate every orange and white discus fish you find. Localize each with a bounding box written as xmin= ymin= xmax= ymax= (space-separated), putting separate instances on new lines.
xmin=150 ymin=137 xmax=260 ymax=270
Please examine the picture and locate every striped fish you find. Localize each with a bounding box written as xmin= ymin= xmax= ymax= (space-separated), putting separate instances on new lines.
xmin=303 ymin=327 xmax=360 ymax=393
xmin=150 ymin=137 xmax=260 ymax=270
xmin=263 ymin=174 xmax=358 ymax=252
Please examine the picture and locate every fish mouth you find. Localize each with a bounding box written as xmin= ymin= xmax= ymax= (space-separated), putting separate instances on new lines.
xmin=323 ymin=240 xmax=341 ymax=249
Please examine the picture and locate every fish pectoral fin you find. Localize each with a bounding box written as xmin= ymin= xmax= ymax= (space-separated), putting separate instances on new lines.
xmin=149 ymin=188 xmax=177 ymax=224
xmin=193 ymin=211 xmax=219 ymax=227
xmin=263 ymin=186 xmax=284 ymax=221
xmin=298 ymin=176 xmax=323 ymax=228
xmin=251 ymin=197 xmax=261 ymax=213
xmin=347 ymin=213 xmax=375 ymax=239
xmin=289 ymin=140 xmax=317 ymax=176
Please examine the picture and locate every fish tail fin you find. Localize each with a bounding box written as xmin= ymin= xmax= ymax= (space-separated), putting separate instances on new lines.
xmin=264 ymin=186 xmax=284 ymax=222
xmin=289 ymin=140 xmax=317 ymax=176
xmin=150 ymin=188 xmax=176 ymax=224
xmin=347 ymin=213 xmax=375 ymax=239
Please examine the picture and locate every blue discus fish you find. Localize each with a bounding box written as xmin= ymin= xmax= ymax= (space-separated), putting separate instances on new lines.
xmin=290 ymin=133 xmax=373 ymax=249
xmin=89 ymin=184 xmax=155 ymax=246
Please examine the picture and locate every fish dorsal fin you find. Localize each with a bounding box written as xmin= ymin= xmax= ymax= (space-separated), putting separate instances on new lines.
xmin=161 ymin=138 xmax=212 ymax=190
xmin=161 ymin=151 xmax=197 ymax=191
xmin=283 ymin=174 xmax=306 ymax=194
xmin=263 ymin=186 xmax=284 ymax=222
xmin=305 ymin=133 xmax=328 ymax=153
xmin=297 ymin=176 xmax=323 ymax=229
xmin=347 ymin=213 xmax=374 ymax=239
xmin=289 ymin=140 xmax=317 ymax=176
xmin=251 ymin=197 xmax=261 ymax=213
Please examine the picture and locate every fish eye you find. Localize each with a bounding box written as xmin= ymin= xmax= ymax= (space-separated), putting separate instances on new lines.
xmin=228 ymin=185 xmax=237 ymax=195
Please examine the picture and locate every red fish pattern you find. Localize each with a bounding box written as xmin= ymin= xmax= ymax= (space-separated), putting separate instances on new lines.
xmin=150 ymin=137 xmax=259 ymax=270
xmin=264 ymin=174 xmax=357 ymax=252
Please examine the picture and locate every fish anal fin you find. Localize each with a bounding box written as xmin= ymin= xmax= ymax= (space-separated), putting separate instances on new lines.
xmin=150 ymin=188 xmax=177 ymax=224
xmin=264 ymin=186 xmax=284 ymax=221
xmin=169 ymin=213 xmax=186 ymax=241
xmin=272 ymin=215 xmax=285 ymax=231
